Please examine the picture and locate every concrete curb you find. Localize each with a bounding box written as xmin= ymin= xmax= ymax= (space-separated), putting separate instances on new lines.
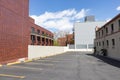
xmin=7 ymin=62 xmax=21 ymax=66
xmin=1 ymin=54 xmax=63 ymax=66
xmin=24 ymin=59 xmax=33 ymax=63
xmin=0 ymin=64 xmax=2 ymax=67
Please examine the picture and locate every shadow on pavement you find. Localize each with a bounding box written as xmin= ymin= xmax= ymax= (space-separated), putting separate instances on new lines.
xmin=86 ymin=54 xmax=120 ymax=68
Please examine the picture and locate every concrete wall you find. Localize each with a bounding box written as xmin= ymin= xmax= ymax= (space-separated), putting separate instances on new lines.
xmin=28 ymin=45 xmax=68 ymax=59
xmin=28 ymin=45 xmax=94 ymax=60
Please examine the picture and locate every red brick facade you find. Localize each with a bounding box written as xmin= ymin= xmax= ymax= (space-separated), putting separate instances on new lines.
xmin=57 ymin=34 xmax=74 ymax=46
xmin=0 ymin=0 xmax=53 ymax=64
xmin=29 ymin=18 xmax=53 ymax=46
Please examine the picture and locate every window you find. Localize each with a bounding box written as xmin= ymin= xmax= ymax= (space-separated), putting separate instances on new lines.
xmin=112 ymin=39 xmax=115 ymax=46
xmin=31 ymin=35 xmax=36 ymax=45
xmin=99 ymin=42 xmax=101 ymax=46
xmin=42 ymin=31 xmax=44 ymax=35
xmin=99 ymin=32 xmax=100 ymax=38
xmin=106 ymin=40 xmax=109 ymax=47
xmin=37 ymin=37 xmax=40 ymax=42
xmin=118 ymin=20 xmax=120 ymax=30
xmin=111 ymin=24 xmax=114 ymax=33
xmin=31 ymin=27 xmax=35 ymax=33
xmin=106 ymin=27 xmax=108 ymax=35
xmin=31 ymin=35 xmax=36 ymax=41
xmin=102 ymin=30 xmax=104 ymax=36
xmin=102 ymin=41 xmax=104 ymax=46
xmin=37 ymin=30 xmax=40 ymax=34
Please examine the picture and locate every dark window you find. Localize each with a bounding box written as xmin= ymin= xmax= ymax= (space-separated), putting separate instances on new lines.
xmin=31 ymin=35 xmax=36 ymax=45
xmin=99 ymin=32 xmax=100 ymax=37
xmin=31 ymin=35 xmax=35 ymax=41
xmin=42 ymin=31 xmax=44 ymax=35
xmin=106 ymin=27 xmax=108 ymax=34
xmin=99 ymin=42 xmax=101 ymax=46
xmin=102 ymin=41 xmax=104 ymax=46
xmin=118 ymin=20 xmax=120 ymax=30
xmin=106 ymin=40 xmax=109 ymax=47
xmin=111 ymin=24 xmax=114 ymax=33
xmin=102 ymin=30 xmax=104 ymax=36
xmin=37 ymin=37 xmax=40 ymax=41
xmin=37 ymin=30 xmax=40 ymax=34
xmin=112 ymin=39 xmax=115 ymax=46
xmin=97 ymin=42 xmax=98 ymax=46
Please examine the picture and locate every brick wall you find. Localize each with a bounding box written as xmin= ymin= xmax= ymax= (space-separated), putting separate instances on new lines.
xmin=0 ymin=0 xmax=53 ymax=64
xmin=0 ymin=0 xmax=29 ymax=63
xmin=29 ymin=21 xmax=54 ymax=46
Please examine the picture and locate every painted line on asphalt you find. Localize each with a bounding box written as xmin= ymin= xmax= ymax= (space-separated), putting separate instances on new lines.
xmin=39 ymin=58 xmax=73 ymax=61
xmin=27 ymin=62 xmax=54 ymax=66
xmin=8 ymin=66 xmax=43 ymax=71
xmin=37 ymin=59 xmax=61 ymax=62
xmin=0 ymin=74 xmax=25 ymax=79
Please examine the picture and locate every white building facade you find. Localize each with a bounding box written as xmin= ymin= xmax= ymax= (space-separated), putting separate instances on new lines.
xmin=94 ymin=14 xmax=120 ymax=60
xmin=74 ymin=21 xmax=105 ymax=51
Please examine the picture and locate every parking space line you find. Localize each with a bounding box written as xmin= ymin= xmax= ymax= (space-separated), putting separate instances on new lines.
xmin=37 ymin=59 xmax=61 ymax=62
xmin=8 ymin=66 xmax=43 ymax=71
xmin=0 ymin=74 xmax=25 ymax=79
xmin=28 ymin=62 xmax=54 ymax=66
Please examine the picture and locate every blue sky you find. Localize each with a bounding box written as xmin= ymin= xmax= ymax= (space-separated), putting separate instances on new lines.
xmin=29 ymin=0 xmax=120 ymax=32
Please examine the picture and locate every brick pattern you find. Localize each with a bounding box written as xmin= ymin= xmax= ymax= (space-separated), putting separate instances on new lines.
xmin=29 ymin=22 xmax=54 ymax=46
xmin=57 ymin=34 xmax=74 ymax=46
xmin=0 ymin=0 xmax=29 ymax=63
xmin=0 ymin=0 xmax=53 ymax=64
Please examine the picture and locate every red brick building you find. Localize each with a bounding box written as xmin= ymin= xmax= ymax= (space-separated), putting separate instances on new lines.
xmin=57 ymin=34 xmax=74 ymax=46
xmin=29 ymin=17 xmax=53 ymax=46
xmin=0 ymin=0 xmax=53 ymax=64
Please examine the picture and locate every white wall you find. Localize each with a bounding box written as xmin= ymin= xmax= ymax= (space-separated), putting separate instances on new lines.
xmin=74 ymin=21 xmax=105 ymax=49
xmin=28 ymin=45 xmax=94 ymax=60
xmin=28 ymin=45 xmax=68 ymax=59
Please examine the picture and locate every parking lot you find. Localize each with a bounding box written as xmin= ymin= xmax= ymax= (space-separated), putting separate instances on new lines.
xmin=0 ymin=52 xmax=120 ymax=80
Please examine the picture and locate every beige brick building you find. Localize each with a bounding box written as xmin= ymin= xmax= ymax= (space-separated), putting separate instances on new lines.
xmin=94 ymin=13 xmax=120 ymax=60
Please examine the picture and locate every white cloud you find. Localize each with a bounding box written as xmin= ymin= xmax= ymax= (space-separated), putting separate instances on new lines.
xmin=30 ymin=8 xmax=89 ymax=32
xmin=116 ymin=6 xmax=120 ymax=11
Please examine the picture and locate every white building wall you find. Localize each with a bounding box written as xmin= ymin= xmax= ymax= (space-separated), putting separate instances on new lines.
xmin=74 ymin=22 xmax=105 ymax=50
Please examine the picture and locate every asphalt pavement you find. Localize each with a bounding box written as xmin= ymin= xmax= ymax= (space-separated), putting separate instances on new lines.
xmin=0 ymin=51 xmax=120 ymax=80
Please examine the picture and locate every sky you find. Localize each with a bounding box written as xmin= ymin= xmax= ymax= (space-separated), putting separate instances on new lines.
xmin=29 ymin=0 xmax=120 ymax=32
